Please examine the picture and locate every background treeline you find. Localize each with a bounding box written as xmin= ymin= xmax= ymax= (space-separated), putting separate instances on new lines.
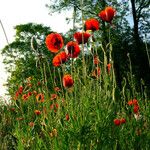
xmin=1 ymin=0 xmax=150 ymax=98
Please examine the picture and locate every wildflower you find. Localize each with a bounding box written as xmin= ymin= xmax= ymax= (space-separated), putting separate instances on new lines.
xmin=18 ymin=86 xmax=23 ymax=94
xmin=55 ymin=103 xmax=59 ymax=109
xmin=28 ymin=91 xmax=32 ymax=97
xmin=29 ymin=122 xmax=35 ymax=127
xmin=74 ymin=32 xmax=91 ymax=44
xmin=66 ymin=41 xmax=80 ymax=58
xmin=66 ymin=114 xmax=69 ymax=121
xmin=63 ymin=74 xmax=74 ymax=88
xmin=54 ymin=87 xmax=61 ymax=92
xmin=85 ymin=18 xmax=100 ymax=31
xmin=94 ymin=55 xmax=100 ymax=65
xmin=107 ymin=63 xmax=111 ymax=74
xmin=37 ymin=81 xmax=41 ymax=86
xmin=132 ymin=99 xmax=138 ymax=105
xmin=120 ymin=118 xmax=126 ymax=124
xmin=52 ymin=51 xmax=68 ymax=67
xmin=50 ymin=104 xmax=54 ymax=110
xmin=36 ymin=93 xmax=44 ymax=103
xmin=91 ymin=67 xmax=101 ymax=78
xmin=15 ymin=91 xmax=19 ymax=97
xmin=133 ymin=105 xmax=139 ymax=114
xmin=50 ymin=94 xmax=58 ymax=100
xmin=34 ymin=110 xmax=41 ymax=115
xmin=113 ymin=119 xmax=121 ymax=126
xmin=127 ymin=99 xmax=138 ymax=106
xmin=128 ymin=100 xmax=133 ymax=105
xmin=98 ymin=6 xmax=116 ymax=23
xmin=22 ymin=94 xmax=28 ymax=101
xmin=45 ymin=33 xmax=64 ymax=53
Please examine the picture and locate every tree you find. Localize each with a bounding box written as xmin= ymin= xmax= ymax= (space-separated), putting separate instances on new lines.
xmin=1 ymin=23 xmax=54 ymax=95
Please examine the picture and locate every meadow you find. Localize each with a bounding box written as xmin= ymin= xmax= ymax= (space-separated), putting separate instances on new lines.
xmin=0 ymin=5 xmax=150 ymax=150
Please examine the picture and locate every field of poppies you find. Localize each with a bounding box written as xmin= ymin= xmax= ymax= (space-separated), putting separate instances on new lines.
xmin=0 ymin=6 xmax=150 ymax=150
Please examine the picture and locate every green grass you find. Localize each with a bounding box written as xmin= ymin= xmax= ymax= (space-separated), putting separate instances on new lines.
xmin=0 ymin=52 xmax=150 ymax=150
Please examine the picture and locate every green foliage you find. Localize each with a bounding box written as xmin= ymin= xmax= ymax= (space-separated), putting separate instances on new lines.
xmin=1 ymin=0 xmax=150 ymax=149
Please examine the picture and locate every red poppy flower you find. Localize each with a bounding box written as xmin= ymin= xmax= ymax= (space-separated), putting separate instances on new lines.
xmin=15 ymin=91 xmax=19 ymax=97
xmin=113 ymin=119 xmax=121 ymax=126
xmin=66 ymin=41 xmax=80 ymax=58
xmin=85 ymin=18 xmax=100 ymax=31
xmin=45 ymin=33 xmax=64 ymax=53
xmin=98 ymin=6 xmax=116 ymax=23
xmin=107 ymin=63 xmax=111 ymax=74
xmin=22 ymin=94 xmax=28 ymax=101
xmin=91 ymin=67 xmax=101 ymax=78
xmin=34 ymin=110 xmax=41 ymax=115
xmin=120 ymin=118 xmax=126 ymax=124
xmin=74 ymin=32 xmax=91 ymax=44
xmin=36 ymin=93 xmax=44 ymax=103
xmin=52 ymin=51 xmax=68 ymax=67
xmin=132 ymin=99 xmax=138 ymax=105
xmin=128 ymin=99 xmax=138 ymax=106
xmin=55 ymin=103 xmax=59 ymax=109
xmin=18 ymin=86 xmax=23 ymax=94
xmin=54 ymin=87 xmax=61 ymax=92
xmin=50 ymin=94 xmax=58 ymax=100
xmin=50 ymin=104 xmax=54 ymax=110
xmin=94 ymin=55 xmax=100 ymax=65
xmin=66 ymin=114 xmax=69 ymax=121
xmin=29 ymin=122 xmax=35 ymax=127
xmin=133 ymin=105 xmax=139 ymax=114
xmin=63 ymin=74 xmax=74 ymax=88
xmin=128 ymin=100 xmax=133 ymax=105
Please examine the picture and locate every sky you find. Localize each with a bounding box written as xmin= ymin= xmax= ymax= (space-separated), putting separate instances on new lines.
xmin=0 ymin=0 xmax=73 ymax=98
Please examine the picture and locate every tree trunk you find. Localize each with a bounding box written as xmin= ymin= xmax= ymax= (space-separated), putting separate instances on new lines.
xmin=130 ymin=0 xmax=140 ymax=45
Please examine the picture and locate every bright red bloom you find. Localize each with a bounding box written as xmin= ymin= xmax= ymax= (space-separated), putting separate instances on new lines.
xmin=50 ymin=104 xmax=54 ymax=110
xmin=107 ymin=63 xmax=111 ymax=74
xmin=128 ymin=100 xmax=133 ymax=106
xmin=128 ymin=99 xmax=138 ymax=106
xmin=63 ymin=74 xmax=74 ymax=88
xmin=133 ymin=105 xmax=139 ymax=114
xmin=98 ymin=6 xmax=116 ymax=23
xmin=22 ymin=94 xmax=28 ymax=101
xmin=66 ymin=114 xmax=69 ymax=121
xmin=36 ymin=93 xmax=44 ymax=103
xmin=28 ymin=91 xmax=32 ymax=97
xmin=120 ymin=118 xmax=126 ymax=124
xmin=52 ymin=51 xmax=68 ymax=67
xmin=66 ymin=41 xmax=80 ymax=58
xmin=85 ymin=18 xmax=100 ymax=31
xmin=54 ymin=87 xmax=61 ymax=92
xmin=91 ymin=67 xmax=101 ymax=78
xmin=34 ymin=110 xmax=41 ymax=115
xmin=94 ymin=55 xmax=100 ymax=65
xmin=132 ymin=99 xmax=138 ymax=105
xmin=74 ymin=32 xmax=91 ymax=44
xmin=18 ymin=86 xmax=23 ymax=94
xmin=50 ymin=94 xmax=58 ymax=100
xmin=29 ymin=122 xmax=35 ymax=127
xmin=15 ymin=91 xmax=19 ymax=97
xmin=45 ymin=33 xmax=64 ymax=53
xmin=114 ymin=119 xmax=121 ymax=126
xmin=55 ymin=103 xmax=59 ymax=109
